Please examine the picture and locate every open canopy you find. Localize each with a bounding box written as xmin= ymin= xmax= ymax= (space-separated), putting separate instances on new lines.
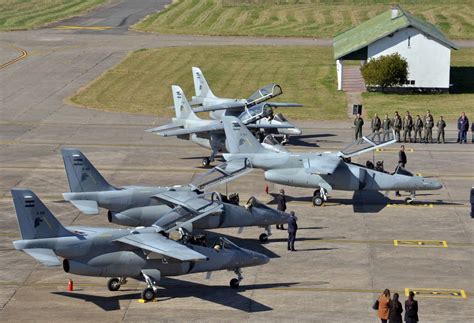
xmin=246 ymin=84 xmax=282 ymax=106
xmin=338 ymin=130 xmax=396 ymax=158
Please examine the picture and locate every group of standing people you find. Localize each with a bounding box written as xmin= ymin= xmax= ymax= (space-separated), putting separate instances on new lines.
xmin=354 ymin=111 xmax=472 ymax=144
xmin=376 ymin=289 xmax=419 ymax=323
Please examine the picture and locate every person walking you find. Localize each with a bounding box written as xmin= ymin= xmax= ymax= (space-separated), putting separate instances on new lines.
xmin=402 ymin=111 xmax=413 ymax=143
xmin=371 ymin=113 xmax=382 ymax=133
xmin=471 ymin=121 xmax=474 ymax=143
xmin=287 ymin=211 xmax=298 ymax=251
xmin=377 ymin=289 xmax=391 ymax=323
xmin=354 ymin=114 xmax=364 ymax=140
xmin=413 ymin=115 xmax=423 ymax=143
xmin=395 ymin=145 xmax=407 ymax=197
xmin=382 ymin=114 xmax=392 ymax=141
xmin=389 ymin=293 xmax=403 ymax=323
xmin=436 ymin=116 xmax=446 ymax=144
xmin=404 ymin=291 xmax=419 ymax=323
xmin=275 ymin=189 xmax=286 ymax=230
xmin=423 ymin=110 xmax=434 ymax=143
xmin=457 ymin=112 xmax=469 ymax=144
xmin=393 ymin=111 xmax=402 ymax=143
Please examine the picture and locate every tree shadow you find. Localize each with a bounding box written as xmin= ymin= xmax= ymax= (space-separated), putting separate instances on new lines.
xmin=450 ymin=67 xmax=474 ymax=94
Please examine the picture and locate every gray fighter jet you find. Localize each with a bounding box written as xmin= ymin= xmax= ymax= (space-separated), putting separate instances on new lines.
xmin=190 ymin=67 xmax=303 ymax=141
xmin=11 ymin=189 xmax=269 ymax=301
xmin=146 ymin=85 xmax=297 ymax=167
xmin=222 ymin=117 xmax=443 ymax=206
xmin=62 ymin=148 xmax=288 ymax=242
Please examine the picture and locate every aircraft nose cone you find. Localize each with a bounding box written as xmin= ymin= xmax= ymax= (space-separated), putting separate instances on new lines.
xmin=431 ymin=180 xmax=443 ymax=190
xmin=256 ymin=252 xmax=270 ymax=265
xmin=288 ymin=127 xmax=302 ymax=135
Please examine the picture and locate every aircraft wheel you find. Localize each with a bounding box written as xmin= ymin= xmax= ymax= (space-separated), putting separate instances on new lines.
xmin=229 ymin=278 xmax=240 ymax=289
xmin=107 ymin=277 xmax=121 ymax=291
xmin=404 ymin=197 xmax=414 ymax=205
xmin=259 ymin=233 xmax=269 ymax=243
xmin=202 ymin=158 xmax=211 ymax=168
xmin=312 ymin=196 xmax=324 ymax=207
xmin=141 ymin=287 xmax=156 ymax=302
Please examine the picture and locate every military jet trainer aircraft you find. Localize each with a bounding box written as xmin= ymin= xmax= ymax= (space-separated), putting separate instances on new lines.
xmin=11 ymin=189 xmax=269 ymax=301
xmin=146 ymin=85 xmax=296 ymax=167
xmin=62 ymin=148 xmax=288 ymax=242
xmin=221 ymin=117 xmax=443 ymax=206
xmin=189 ymin=67 xmax=303 ymax=142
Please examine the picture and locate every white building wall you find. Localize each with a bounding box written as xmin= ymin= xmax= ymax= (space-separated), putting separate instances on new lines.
xmin=367 ymin=27 xmax=451 ymax=88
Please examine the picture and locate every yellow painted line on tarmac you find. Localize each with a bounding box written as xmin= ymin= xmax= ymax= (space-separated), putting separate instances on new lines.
xmin=387 ymin=203 xmax=433 ymax=208
xmin=54 ymin=25 xmax=113 ymax=31
xmin=0 ymin=44 xmax=28 ymax=70
xmin=405 ymin=288 xmax=467 ymax=299
xmin=394 ymin=240 xmax=448 ymax=248
xmin=376 ymin=148 xmax=414 ymax=153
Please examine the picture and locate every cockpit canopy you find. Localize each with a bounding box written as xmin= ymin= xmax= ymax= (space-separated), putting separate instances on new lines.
xmin=238 ymin=103 xmax=273 ymax=124
xmin=339 ymin=130 xmax=396 ymax=158
xmin=246 ymin=84 xmax=282 ymax=106
xmin=273 ymin=113 xmax=287 ymax=122
xmin=263 ymin=134 xmax=280 ymax=146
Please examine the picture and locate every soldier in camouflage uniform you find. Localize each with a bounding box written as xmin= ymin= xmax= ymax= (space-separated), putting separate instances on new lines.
xmin=413 ymin=115 xmax=423 ymax=143
xmin=424 ymin=110 xmax=434 ymax=143
xmin=402 ymin=111 xmax=413 ymax=143
xmin=354 ymin=114 xmax=364 ymax=140
xmin=371 ymin=113 xmax=381 ymax=133
xmin=436 ymin=116 xmax=446 ymax=144
xmin=382 ymin=114 xmax=392 ymax=141
xmin=392 ymin=111 xmax=402 ymax=143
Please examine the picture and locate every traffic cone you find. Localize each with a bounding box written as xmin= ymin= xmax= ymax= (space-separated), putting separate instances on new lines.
xmin=68 ymin=279 xmax=74 ymax=291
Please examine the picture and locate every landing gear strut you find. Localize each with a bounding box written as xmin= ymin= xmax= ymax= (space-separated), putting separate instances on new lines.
xmin=141 ymin=271 xmax=160 ymax=302
xmin=312 ymin=187 xmax=327 ymax=207
xmin=404 ymin=191 xmax=416 ymax=205
xmin=107 ymin=277 xmax=127 ymax=291
xmin=258 ymin=225 xmax=272 ymax=243
xmin=230 ymin=268 xmax=243 ymax=289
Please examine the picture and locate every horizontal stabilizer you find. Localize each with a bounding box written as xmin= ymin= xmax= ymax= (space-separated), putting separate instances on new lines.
xmin=67 ymin=199 xmax=99 ymax=215
xmin=265 ymin=102 xmax=303 ymax=108
xmin=116 ymin=232 xmax=207 ymax=262
xmin=145 ymin=123 xmax=183 ymax=133
xmin=23 ymin=248 xmax=61 ymax=267
xmin=192 ymin=101 xmax=246 ymax=113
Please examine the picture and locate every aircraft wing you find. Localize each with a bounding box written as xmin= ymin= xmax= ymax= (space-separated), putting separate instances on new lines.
xmin=115 ymin=232 xmax=207 ymax=262
xmin=265 ymin=102 xmax=303 ymax=108
xmin=145 ymin=123 xmax=183 ymax=133
xmin=190 ymin=158 xmax=252 ymax=191
xmin=303 ymin=154 xmax=341 ymax=175
xmin=150 ymin=123 xmax=294 ymax=137
xmin=152 ymin=190 xmax=223 ymax=233
xmin=338 ymin=130 xmax=397 ymax=158
xmin=192 ymin=101 xmax=246 ymax=113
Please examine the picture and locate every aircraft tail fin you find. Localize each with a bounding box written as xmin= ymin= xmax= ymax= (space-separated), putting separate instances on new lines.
xmin=172 ymin=85 xmax=201 ymax=121
xmin=61 ymin=148 xmax=115 ymax=193
xmin=192 ymin=67 xmax=217 ymax=99
xmin=222 ymin=116 xmax=266 ymax=154
xmin=12 ymin=189 xmax=74 ymax=240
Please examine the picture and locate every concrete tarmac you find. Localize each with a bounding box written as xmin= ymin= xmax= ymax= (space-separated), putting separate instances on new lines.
xmin=0 ymin=1 xmax=473 ymax=321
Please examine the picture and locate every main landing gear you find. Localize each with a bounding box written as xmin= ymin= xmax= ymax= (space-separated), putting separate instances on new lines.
xmin=229 ymin=268 xmax=243 ymax=289
xmin=258 ymin=225 xmax=272 ymax=243
xmin=107 ymin=277 xmax=127 ymax=291
xmin=202 ymin=157 xmax=213 ymax=167
xmin=404 ymin=191 xmax=416 ymax=205
xmin=312 ymin=187 xmax=328 ymax=207
xmin=141 ymin=271 xmax=160 ymax=302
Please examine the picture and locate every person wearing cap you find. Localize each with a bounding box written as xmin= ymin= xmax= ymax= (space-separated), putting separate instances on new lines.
xmin=287 ymin=211 xmax=298 ymax=251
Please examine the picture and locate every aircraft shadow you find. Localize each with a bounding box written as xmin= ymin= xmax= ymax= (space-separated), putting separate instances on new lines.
xmin=52 ymin=291 xmax=140 ymax=311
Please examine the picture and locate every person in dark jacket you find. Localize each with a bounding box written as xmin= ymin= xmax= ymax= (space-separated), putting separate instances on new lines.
xmin=382 ymin=114 xmax=392 ymax=141
xmin=389 ymin=293 xmax=403 ymax=323
xmin=413 ymin=115 xmax=423 ymax=143
xmin=404 ymin=291 xmax=419 ymax=323
xmin=371 ymin=113 xmax=381 ymax=133
xmin=354 ymin=114 xmax=364 ymax=140
xmin=395 ymin=145 xmax=407 ymax=197
xmin=287 ymin=211 xmax=298 ymax=251
xmin=471 ymin=122 xmax=474 ymax=143
xmin=402 ymin=111 xmax=413 ymax=143
xmin=423 ymin=110 xmax=434 ymax=143
xmin=457 ymin=112 xmax=469 ymax=144
xmin=392 ymin=111 xmax=402 ymax=142
xmin=275 ymin=189 xmax=286 ymax=230
xmin=436 ymin=116 xmax=446 ymax=144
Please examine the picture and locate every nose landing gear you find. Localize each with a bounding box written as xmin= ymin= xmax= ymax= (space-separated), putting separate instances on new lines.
xmin=258 ymin=225 xmax=272 ymax=243
xmin=229 ymin=268 xmax=243 ymax=289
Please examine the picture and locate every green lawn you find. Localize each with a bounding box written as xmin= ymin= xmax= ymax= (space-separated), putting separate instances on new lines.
xmin=69 ymin=46 xmax=346 ymax=120
xmin=0 ymin=0 xmax=107 ymax=31
xmin=134 ymin=0 xmax=474 ymax=39
xmin=362 ymin=49 xmax=474 ymax=121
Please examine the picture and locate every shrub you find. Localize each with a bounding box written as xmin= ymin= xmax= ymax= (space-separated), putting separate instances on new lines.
xmin=361 ymin=53 xmax=408 ymax=90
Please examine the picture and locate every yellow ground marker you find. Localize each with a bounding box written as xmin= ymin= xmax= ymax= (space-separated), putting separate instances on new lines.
xmin=0 ymin=45 xmax=28 ymax=70
xmin=394 ymin=240 xmax=448 ymax=248
xmin=138 ymin=298 xmax=158 ymax=303
xmin=54 ymin=26 xmax=113 ymax=31
xmin=387 ymin=203 xmax=433 ymax=208
xmin=405 ymin=288 xmax=467 ymax=299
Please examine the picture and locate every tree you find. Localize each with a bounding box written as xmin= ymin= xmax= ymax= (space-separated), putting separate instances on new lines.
xmin=361 ymin=53 xmax=408 ymax=91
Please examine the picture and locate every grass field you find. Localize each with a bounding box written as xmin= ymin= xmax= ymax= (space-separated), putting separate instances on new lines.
xmin=0 ymin=0 xmax=107 ymax=31
xmin=362 ymin=49 xmax=474 ymax=121
xmin=69 ymin=46 xmax=346 ymax=120
xmin=134 ymin=0 xmax=474 ymax=39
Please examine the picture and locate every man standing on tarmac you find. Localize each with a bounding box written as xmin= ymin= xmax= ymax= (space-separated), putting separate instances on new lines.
xmin=414 ymin=115 xmax=423 ymax=143
xmin=371 ymin=113 xmax=381 ymax=133
xmin=403 ymin=111 xmax=413 ymax=143
xmin=287 ymin=211 xmax=298 ymax=252
xmin=392 ymin=111 xmax=402 ymax=142
xmin=382 ymin=114 xmax=392 ymax=141
xmin=276 ymin=189 xmax=287 ymax=230
xmin=354 ymin=114 xmax=364 ymax=140
xmin=424 ymin=110 xmax=434 ymax=143
xmin=457 ymin=112 xmax=469 ymax=144
xmin=436 ymin=116 xmax=446 ymax=144
xmin=395 ymin=145 xmax=407 ymax=197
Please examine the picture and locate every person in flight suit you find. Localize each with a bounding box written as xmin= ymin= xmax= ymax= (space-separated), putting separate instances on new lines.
xmin=413 ymin=115 xmax=423 ymax=143
xmin=371 ymin=113 xmax=381 ymax=133
xmin=287 ymin=211 xmax=298 ymax=251
xmin=382 ymin=114 xmax=392 ymax=141
xmin=392 ymin=111 xmax=402 ymax=142
xmin=402 ymin=111 xmax=413 ymax=143
xmin=436 ymin=116 xmax=446 ymax=144
xmin=423 ymin=110 xmax=434 ymax=143
xmin=354 ymin=114 xmax=364 ymax=140
xmin=275 ymin=189 xmax=287 ymax=230
xmin=395 ymin=145 xmax=407 ymax=197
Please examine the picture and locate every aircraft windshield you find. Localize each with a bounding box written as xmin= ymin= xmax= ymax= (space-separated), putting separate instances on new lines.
xmin=246 ymin=84 xmax=282 ymax=105
xmin=263 ymin=135 xmax=280 ymax=146
xmin=238 ymin=103 xmax=273 ymax=123
xmin=339 ymin=130 xmax=396 ymax=158
xmin=273 ymin=113 xmax=287 ymax=122
xmin=213 ymin=237 xmax=240 ymax=251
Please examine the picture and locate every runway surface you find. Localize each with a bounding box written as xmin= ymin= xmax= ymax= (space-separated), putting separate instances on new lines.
xmin=0 ymin=1 xmax=472 ymax=321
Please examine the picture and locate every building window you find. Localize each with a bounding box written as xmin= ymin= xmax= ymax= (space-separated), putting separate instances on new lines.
xmin=410 ymin=80 xmax=415 ymax=85
xmin=408 ymin=36 xmax=411 ymax=48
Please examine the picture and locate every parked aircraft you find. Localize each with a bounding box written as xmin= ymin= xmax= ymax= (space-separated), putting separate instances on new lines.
xmin=221 ymin=117 xmax=443 ymax=206
xmin=62 ymin=148 xmax=288 ymax=242
xmin=11 ymin=189 xmax=269 ymax=301
xmin=146 ymin=85 xmax=296 ymax=166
